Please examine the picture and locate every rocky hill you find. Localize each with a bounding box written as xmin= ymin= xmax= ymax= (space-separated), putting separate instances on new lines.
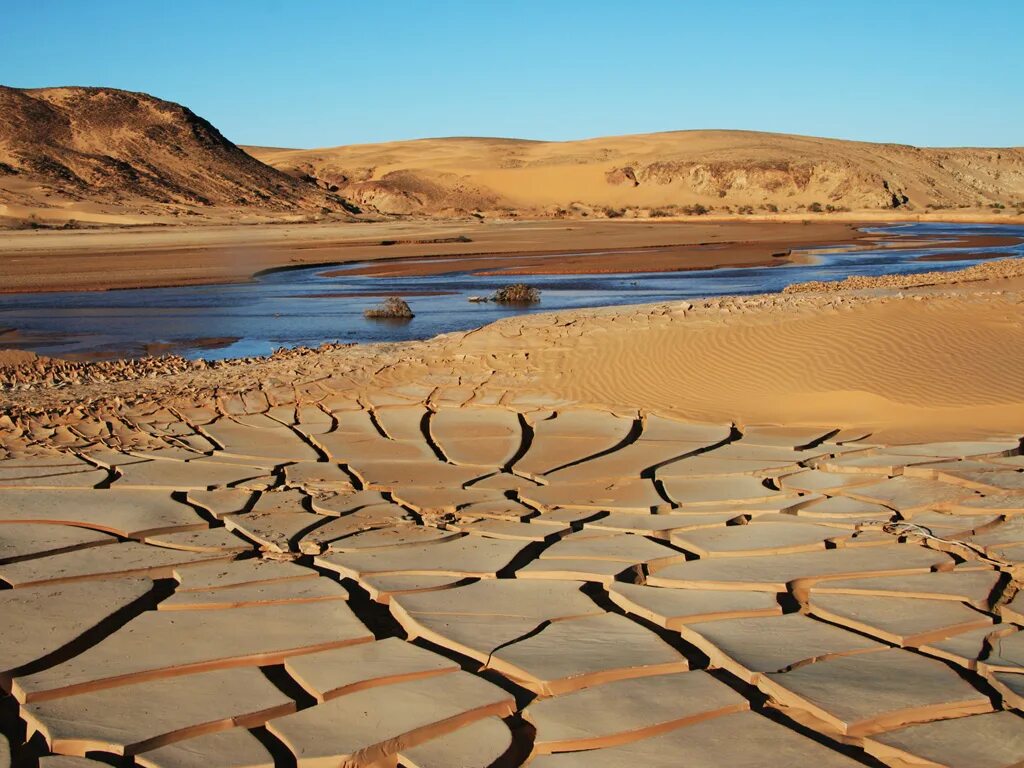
xmin=0 ymin=86 xmax=355 ymax=224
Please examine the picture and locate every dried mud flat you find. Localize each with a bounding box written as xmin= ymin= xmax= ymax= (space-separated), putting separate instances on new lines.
xmin=2 ymin=261 xmax=1024 ymax=767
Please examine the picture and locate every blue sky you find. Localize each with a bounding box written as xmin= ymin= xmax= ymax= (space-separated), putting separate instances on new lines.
xmin=3 ymin=1 xmax=1020 ymax=148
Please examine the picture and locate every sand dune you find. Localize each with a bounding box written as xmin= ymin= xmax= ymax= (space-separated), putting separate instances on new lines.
xmin=542 ymin=284 xmax=1024 ymax=437
xmin=250 ymin=130 xmax=1024 ymax=218
xmin=440 ymin=262 xmax=1024 ymax=441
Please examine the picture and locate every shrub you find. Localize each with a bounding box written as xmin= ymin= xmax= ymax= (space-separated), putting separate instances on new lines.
xmin=364 ymin=296 xmax=414 ymax=319
xmin=763 ymin=203 xmax=779 ymax=213
xmin=737 ymin=205 xmax=754 ymax=215
xmin=604 ymin=207 xmax=625 ymax=218
xmin=649 ymin=208 xmax=673 ymax=218
xmin=808 ymin=202 xmax=823 ymax=213
xmin=681 ymin=203 xmax=709 ymax=216
xmin=14 ymin=213 xmax=46 ymax=230
xmin=492 ymin=283 xmax=541 ymax=304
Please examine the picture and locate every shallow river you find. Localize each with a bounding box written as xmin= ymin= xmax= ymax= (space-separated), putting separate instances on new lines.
xmin=2 ymin=222 xmax=1022 ymax=360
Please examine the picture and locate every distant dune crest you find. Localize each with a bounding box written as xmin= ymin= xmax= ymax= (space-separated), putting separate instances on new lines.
xmin=251 ymin=131 xmax=1024 ymax=218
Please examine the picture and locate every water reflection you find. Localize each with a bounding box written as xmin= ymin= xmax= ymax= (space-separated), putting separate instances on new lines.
xmin=1 ymin=223 xmax=1021 ymax=360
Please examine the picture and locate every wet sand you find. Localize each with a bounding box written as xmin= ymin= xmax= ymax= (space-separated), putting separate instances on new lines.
xmin=0 ymin=219 xmax=870 ymax=293
xmin=5 ymin=219 xmax=1020 ymax=295
xmin=327 ymin=232 xmax=1024 ymax=279
xmin=319 ymin=242 xmax=803 ymax=278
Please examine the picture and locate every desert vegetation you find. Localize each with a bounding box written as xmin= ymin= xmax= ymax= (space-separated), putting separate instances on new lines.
xmin=363 ymin=296 xmax=414 ymax=319
xmin=492 ymin=283 xmax=541 ymax=304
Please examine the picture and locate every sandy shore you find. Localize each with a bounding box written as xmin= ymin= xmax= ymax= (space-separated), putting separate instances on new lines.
xmin=4 ymin=217 xmax=1020 ymax=294
xmin=0 ymin=219 xmax=873 ymax=293
xmin=2 ymin=257 xmax=1023 ymax=767
xmin=5 ymin=257 xmax=1023 ymax=439
xmin=12 ymin=218 xmax=1003 ymax=296
xmin=327 ymin=231 xmax=1022 ymax=279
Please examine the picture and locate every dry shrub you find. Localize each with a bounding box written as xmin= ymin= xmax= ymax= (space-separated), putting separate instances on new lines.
xmin=364 ymin=296 xmax=414 ymax=319
xmin=492 ymin=283 xmax=541 ymax=304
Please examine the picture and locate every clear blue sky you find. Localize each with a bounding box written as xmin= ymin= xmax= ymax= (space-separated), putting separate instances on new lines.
xmin=3 ymin=1 xmax=1020 ymax=149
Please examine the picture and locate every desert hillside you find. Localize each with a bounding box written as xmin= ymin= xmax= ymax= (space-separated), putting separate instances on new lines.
xmin=0 ymin=86 xmax=356 ymax=225
xmin=2 ymin=85 xmax=1021 ymax=226
xmin=249 ymin=131 xmax=1024 ymax=218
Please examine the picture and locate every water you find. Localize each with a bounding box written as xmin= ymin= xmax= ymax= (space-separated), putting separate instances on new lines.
xmin=2 ymin=222 xmax=1021 ymax=360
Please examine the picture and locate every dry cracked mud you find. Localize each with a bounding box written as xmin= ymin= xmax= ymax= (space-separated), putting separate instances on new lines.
xmin=2 ymin=343 xmax=1024 ymax=766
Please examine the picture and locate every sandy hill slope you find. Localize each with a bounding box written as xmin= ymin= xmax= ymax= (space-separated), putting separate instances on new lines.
xmin=0 ymin=86 xmax=355 ymax=225
xmin=249 ymin=131 xmax=1024 ymax=218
